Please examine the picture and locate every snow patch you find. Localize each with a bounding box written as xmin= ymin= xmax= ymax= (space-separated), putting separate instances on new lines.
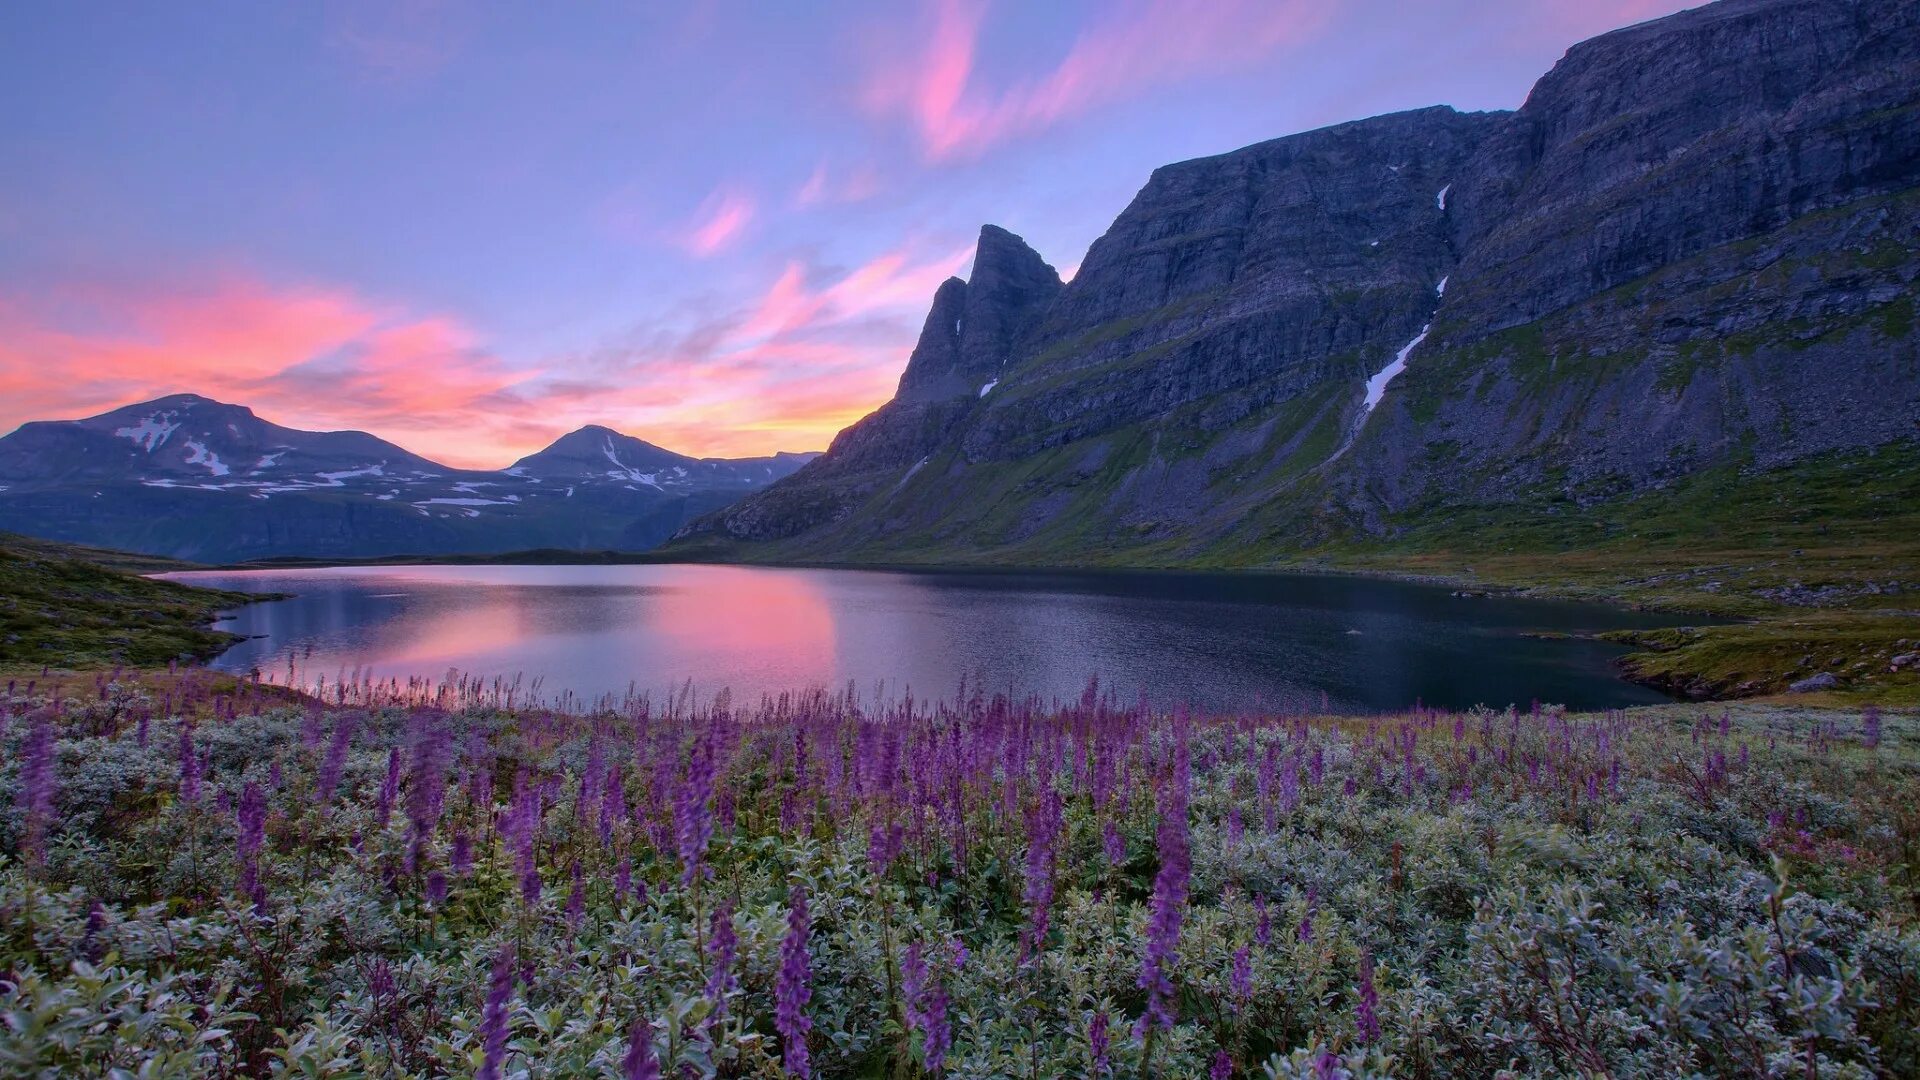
xmin=183 ymin=439 xmax=231 ymax=476
xmin=415 ymin=497 xmax=510 ymax=507
xmin=1436 ymin=184 xmax=1451 ymax=210
xmin=1361 ymin=324 xmax=1432 ymax=412
xmin=978 ymin=378 xmax=998 ymax=397
xmin=254 ymin=451 xmax=287 ymax=470
xmin=599 ymin=438 xmax=663 ymax=487
xmin=1436 ymin=275 xmax=1449 ymax=297
xmin=315 ymin=465 xmax=386 ymax=485
xmin=114 ymin=414 xmax=181 ymax=452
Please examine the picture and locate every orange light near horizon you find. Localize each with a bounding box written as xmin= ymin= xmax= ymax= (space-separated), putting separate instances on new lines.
xmin=0 ymin=231 xmax=970 ymax=467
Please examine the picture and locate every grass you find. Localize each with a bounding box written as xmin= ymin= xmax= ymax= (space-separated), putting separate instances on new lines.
xmin=0 ymin=531 xmax=260 ymax=671
xmin=1267 ymin=444 xmax=1920 ymax=702
xmin=1601 ymin=614 xmax=1920 ymax=704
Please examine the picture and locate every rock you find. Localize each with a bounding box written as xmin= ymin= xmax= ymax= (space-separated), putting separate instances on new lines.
xmin=1790 ymin=672 xmax=1841 ymax=693
xmin=1892 ymin=652 xmax=1918 ymax=669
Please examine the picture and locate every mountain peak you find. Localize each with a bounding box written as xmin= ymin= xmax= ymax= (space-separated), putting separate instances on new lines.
xmin=104 ymin=393 xmax=253 ymax=419
xmin=895 ymin=226 xmax=1061 ymax=404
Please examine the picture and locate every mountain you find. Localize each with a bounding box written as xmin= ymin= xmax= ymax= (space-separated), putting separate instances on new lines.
xmin=678 ymin=0 xmax=1920 ymax=580
xmin=507 ymin=425 xmax=815 ymax=493
xmin=0 ymin=395 xmax=816 ymax=562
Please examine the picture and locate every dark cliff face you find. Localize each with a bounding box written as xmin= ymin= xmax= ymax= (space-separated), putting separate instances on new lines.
xmin=963 ymin=105 xmax=1506 ymax=463
xmin=1347 ymin=0 xmax=1920 ymax=516
xmin=684 ymin=0 xmax=1920 ymax=563
xmin=1444 ymin=0 xmax=1920 ymax=338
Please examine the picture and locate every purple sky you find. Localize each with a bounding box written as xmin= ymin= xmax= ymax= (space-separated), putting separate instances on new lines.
xmin=0 ymin=0 xmax=1690 ymax=467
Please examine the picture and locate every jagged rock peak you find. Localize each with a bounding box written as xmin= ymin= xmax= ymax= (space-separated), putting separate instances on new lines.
xmin=895 ymin=225 xmax=1062 ymax=404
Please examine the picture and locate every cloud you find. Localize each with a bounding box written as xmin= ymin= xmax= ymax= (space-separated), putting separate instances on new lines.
xmin=680 ymin=187 xmax=757 ymax=256
xmin=794 ymin=162 xmax=884 ymax=207
xmin=0 ymin=240 xmax=972 ymax=467
xmin=538 ymin=238 xmax=974 ymax=456
xmin=865 ymin=0 xmax=1325 ymax=160
xmin=0 ymin=277 xmax=539 ymax=468
xmin=324 ymin=0 xmax=466 ymax=83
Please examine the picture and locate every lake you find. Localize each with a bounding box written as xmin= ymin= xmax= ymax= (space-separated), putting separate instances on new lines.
xmin=163 ymin=563 xmax=1704 ymax=712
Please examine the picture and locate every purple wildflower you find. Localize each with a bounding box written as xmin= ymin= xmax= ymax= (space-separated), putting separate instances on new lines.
xmin=316 ymin=712 xmax=355 ymax=809
xmin=1211 ymin=1050 xmax=1234 ymax=1079
xmin=1102 ymin=819 xmax=1125 ymax=869
xmin=705 ymin=899 xmax=738 ymax=1019
xmin=16 ymin=715 xmax=55 ymax=868
xmin=867 ymin=816 xmax=904 ymax=878
xmin=235 ymin=781 xmax=268 ymax=911
xmin=404 ymin=712 xmax=450 ymax=871
xmin=1231 ymin=944 xmax=1252 ymax=1011
xmin=622 ymin=1017 xmax=661 ymax=1080
xmin=676 ymin=736 xmax=715 ymax=888
xmin=1088 ymin=1011 xmax=1111 ymax=1076
xmin=177 ymin=720 xmax=201 ymax=805
xmin=426 ymin=870 xmax=448 ymax=906
xmin=901 ymin=942 xmax=952 ymax=1073
xmin=776 ymin=885 xmax=814 ymax=1078
xmin=1253 ymin=894 xmax=1272 ymax=948
xmin=1022 ymin=788 xmax=1063 ymax=960
xmin=509 ymin=776 xmax=542 ymax=906
xmin=1355 ymin=949 xmax=1380 ymax=1045
xmin=374 ymin=747 xmax=401 ymax=830
xmin=476 ymin=945 xmax=517 ymax=1080
xmin=1136 ymin=738 xmax=1191 ymax=1040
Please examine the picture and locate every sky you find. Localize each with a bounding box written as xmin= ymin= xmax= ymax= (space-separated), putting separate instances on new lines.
xmin=0 ymin=0 xmax=1692 ymax=469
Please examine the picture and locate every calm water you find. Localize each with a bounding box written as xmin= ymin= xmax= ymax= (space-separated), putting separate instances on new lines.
xmin=164 ymin=563 xmax=1704 ymax=712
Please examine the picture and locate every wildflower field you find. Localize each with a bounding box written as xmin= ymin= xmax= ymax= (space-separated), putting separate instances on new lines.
xmin=2 ymin=671 xmax=1916 ymax=1078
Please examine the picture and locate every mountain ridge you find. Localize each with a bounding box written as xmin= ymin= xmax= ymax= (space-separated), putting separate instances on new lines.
xmin=0 ymin=394 xmax=818 ymax=561
xmin=673 ymin=0 xmax=1920 ymax=601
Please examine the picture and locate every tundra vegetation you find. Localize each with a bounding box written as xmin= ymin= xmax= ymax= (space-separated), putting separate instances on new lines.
xmin=2 ymin=670 xmax=1916 ymax=1078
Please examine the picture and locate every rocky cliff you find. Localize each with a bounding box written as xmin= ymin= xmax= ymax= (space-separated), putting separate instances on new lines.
xmin=679 ymin=0 xmax=1920 ymax=566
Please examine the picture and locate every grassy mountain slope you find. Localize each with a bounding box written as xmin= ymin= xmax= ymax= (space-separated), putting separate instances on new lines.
xmin=0 ymin=533 xmax=254 ymax=670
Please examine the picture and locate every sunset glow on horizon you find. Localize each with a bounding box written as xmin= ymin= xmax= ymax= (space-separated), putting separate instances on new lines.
xmin=0 ymin=0 xmax=1691 ymax=470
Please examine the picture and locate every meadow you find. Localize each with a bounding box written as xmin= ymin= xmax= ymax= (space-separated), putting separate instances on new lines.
xmin=1 ymin=670 xmax=1915 ymax=1078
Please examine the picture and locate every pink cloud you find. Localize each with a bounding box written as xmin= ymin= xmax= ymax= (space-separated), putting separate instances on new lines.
xmin=530 ymin=238 xmax=974 ymax=456
xmin=0 ymin=239 xmax=973 ymax=466
xmin=0 ymin=277 xmax=537 ymax=468
xmin=866 ymin=0 xmax=1325 ymax=160
xmin=680 ymin=188 xmax=757 ymax=256
xmin=794 ymin=161 xmax=885 ymax=207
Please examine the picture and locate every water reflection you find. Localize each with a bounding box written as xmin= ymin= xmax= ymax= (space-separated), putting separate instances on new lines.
xmin=166 ymin=564 xmax=1706 ymax=712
